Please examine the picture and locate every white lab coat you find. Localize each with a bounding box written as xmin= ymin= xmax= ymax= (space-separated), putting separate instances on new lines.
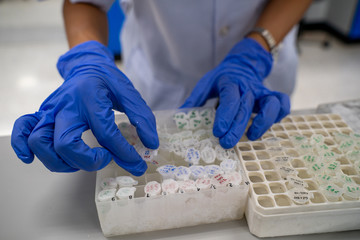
xmin=71 ymin=0 xmax=298 ymax=110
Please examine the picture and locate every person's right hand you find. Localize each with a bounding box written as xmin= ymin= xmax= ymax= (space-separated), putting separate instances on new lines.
xmin=11 ymin=41 xmax=159 ymax=176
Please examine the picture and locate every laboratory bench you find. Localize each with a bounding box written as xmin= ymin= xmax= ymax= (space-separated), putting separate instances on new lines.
xmin=1 ymin=104 xmax=360 ymax=239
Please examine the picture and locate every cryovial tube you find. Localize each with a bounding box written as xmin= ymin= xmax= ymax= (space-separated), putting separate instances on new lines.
xmin=332 ymin=132 xmax=351 ymax=143
xmin=273 ymin=156 xmax=292 ymax=166
xmin=97 ymin=188 xmax=117 ymax=202
xmin=100 ymin=177 xmax=118 ymax=189
xmin=339 ymin=140 xmax=355 ymax=153
xmin=184 ymin=147 xmax=201 ymax=165
xmin=189 ymin=165 xmax=207 ymax=180
xmin=173 ymin=166 xmax=192 ymax=181
xmin=215 ymin=145 xmax=236 ymax=161
xmin=264 ymin=137 xmax=282 ymax=147
xmin=157 ymin=165 xmax=176 ymax=179
xmin=116 ymin=176 xmax=138 ymax=187
xmin=320 ymin=184 xmax=343 ymax=201
xmin=204 ymin=165 xmax=223 ymax=178
xmin=286 ymin=176 xmax=308 ymax=189
xmin=220 ymin=159 xmax=237 ymax=173
xmin=324 ymin=160 xmax=341 ymax=176
xmin=226 ymin=171 xmax=243 ymax=186
xmin=290 ymin=135 xmax=308 ymax=147
xmin=288 ymin=188 xmax=312 ymax=205
xmin=315 ymin=173 xmax=333 ymax=185
xmin=346 ymin=150 xmax=360 ymax=163
xmin=302 ymin=155 xmax=319 ymax=165
xmin=178 ymin=180 xmax=198 ymax=193
xmin=211 ymin=173 xmax=230 ymax=188
xmin=343 ymin=184 xmax=360 ymax=200
xmin=334 ymin=172 xmax=354 ymax=187
xmin=193 ymin=129 xmax=208 ymax=141
xmin=196 ymin=139 xmax=213 ymax=150
xmin=116 ymin=187 xmax=136 ymax=200
xmin=161 ymin=179 xmax=179 ymax=195
xmin=189 ymin=117 xmax=202 ymax=130
xmin=195 ymin=177 xmax=212 ymax=190
xmin=200 ymin=146 xmax=216 ymax=164
xmin=144 ymin=181 xmax=162 ymax=197
xmin=310 ymin=134 xmax=325 ymax=145
xmin=276 ymin=165 xmax=297 ymax=179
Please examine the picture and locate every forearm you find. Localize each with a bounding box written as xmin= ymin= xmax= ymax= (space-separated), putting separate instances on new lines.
xmin=248 ymin=0 xmax=313 ymax=51
xmin=63 ymin=0 xmax=108 ymax=48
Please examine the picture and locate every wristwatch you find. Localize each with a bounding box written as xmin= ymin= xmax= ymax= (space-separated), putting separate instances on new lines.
xmin=248 ymin=27 xmax=279 ymax=57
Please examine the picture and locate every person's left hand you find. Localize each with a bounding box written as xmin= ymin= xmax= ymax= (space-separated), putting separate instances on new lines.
xmin=182 ymin=38 xmax=290 ymax=148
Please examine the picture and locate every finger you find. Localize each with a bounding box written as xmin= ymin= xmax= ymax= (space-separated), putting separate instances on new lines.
xmin=65 ymin=99 xmax=148 ymax=175
xmin=219 ymin=91 xmax=255 ymax=149
xmin=54 ymin=112 xmax=114 ymax=172
xmin=11 ymin=113 xmax=40 ymax=163
xmin=181 ymin=72 xmax=216 ymax=108
xmin=273 ymin=91 xmax=291 ymax=122
xmin=28 ymin=115 xmax=78 ymax=172
xmin=110 ymin=81 xmax=159 ymax=149
xmin=247 ymin=95 xmax=281 ymax=141
xmin=213 ymin=78 xmax=241 ymax=138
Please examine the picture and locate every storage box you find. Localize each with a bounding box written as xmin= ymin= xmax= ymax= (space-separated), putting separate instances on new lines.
xmin=92 ymin=108 xmax=249 ymax=237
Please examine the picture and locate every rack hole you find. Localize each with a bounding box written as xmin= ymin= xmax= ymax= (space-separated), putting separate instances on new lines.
xmin=284 ymin=124 xmax=297 ymax=131
xmin=314 ymin=130 xmax=329 ymax=137
xmin=257 ymin=196 xmax=275 ymax=208
xmin=310 ymin=123 xmax=322 ymax=129
xmin=241 ymin=152 xmax=256 ymax=161
xmin=276 ymin=133 xmax=289 ymax=139
xmin=329 ymin=114 xmax=341 ymax=120
xmin=317 ymin=115 xmax=330 ymax=121
xmin=281 ymin=141 xmax=294 ymax=148
xmin=293 ymin=116 xmax=305 ymax=122
xmin=322 ymin=122 xmax=335 ymax=129
xmin=238 ymin=143 xmax=252 ymax=151
xmin=298 ymin=169 xmax=312 ymax=179
xmin=271 ymin=125 xmax=285 ymax=131
xmin=245 ymin=162 xmax=260 ymax=171
xmin=281 ymin=117 xmax=292 ymax=123
xmin=286 ymin=149 xmax=300 ymax=157
xmin=264 ymin=171 xmax=281 ymax=181
xmin=310 ymin=192 xmax=326 ymax=203
xmin=275 ymin=195 xmax=292 ymax=206
xmin=291 ymin=159 xmax=305 ymax=168
xmin=249 ymin=173 xmax=265 ymax=183
xmin=269 ymin=183 xmax=286 ymax=193
xmin=297 ymin=124 xmax=310 ymax=130
xmin=324 ymin=138 xmax=336 ymax=146
xmin=253 ymin=184 xmax=269 ymax=195
xmin=252 ymin=143 xmax=266 ymax=150
xmin=305 ymin=116 xmax=317 ymax=121
xmin=342 ymin=166 xmax=358 ymax=176
xmin=260 ymin=161 xmax=275 ymax=170
xmin=305 ymin=180 xmax=318 ymax=190
xmin=335 ymin=121 xmax=347 ymax=128
xmin=256 ymin=151 xmax=271 ymax=160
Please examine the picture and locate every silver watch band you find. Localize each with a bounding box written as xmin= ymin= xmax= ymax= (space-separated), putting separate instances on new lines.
xmin=249 ymin=27 xmax=278 ymax=55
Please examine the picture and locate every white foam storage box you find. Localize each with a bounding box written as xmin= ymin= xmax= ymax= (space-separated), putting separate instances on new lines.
xmin=237 ymin=114 xmax=360 ymax=237
xmin=93 ymin=108 xmax=249 ymax=237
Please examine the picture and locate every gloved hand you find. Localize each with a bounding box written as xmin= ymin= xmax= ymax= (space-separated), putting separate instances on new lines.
xmin=182 ymin=38 xmax=290 ymax=148
xmin=11 ymin=41 xmax=159 ymax=176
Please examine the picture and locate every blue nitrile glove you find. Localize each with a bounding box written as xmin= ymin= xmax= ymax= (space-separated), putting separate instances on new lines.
xmin=182 ymin=38 xmax=290 ymax=148
xmin=11 ymin=41 xmax=159 ymax=176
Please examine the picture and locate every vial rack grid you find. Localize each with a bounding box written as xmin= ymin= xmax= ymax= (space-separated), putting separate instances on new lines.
xmin=238 ymin=114 xmax=360 ymax=237
xmin=93 ymin=108 xmax=249 ymax=237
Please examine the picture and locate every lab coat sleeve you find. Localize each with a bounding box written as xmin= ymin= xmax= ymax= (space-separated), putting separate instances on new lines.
xmin=69 ymin=0 xmax=115 ymax=12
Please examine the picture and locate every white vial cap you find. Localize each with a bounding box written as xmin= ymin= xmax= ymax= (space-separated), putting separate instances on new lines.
xmin=116 ymin=176 xmax=138 ymax=187
xmin=144 ymin=181 xmax=162 ymax=197
xmin=195 ymin=177 xmax=212 ymax=190
xmin=220 ymin=159 xmax=237 ymax=173
xmin=184 ymin=148 xmax=201 ymax=165
xmin=189 ymin=165 xmax=207 ymax=180
xmin=100 ymin=177 xmax=118 ymax=189
xmin=204 ymin=165 xmax=223 ymax=178
xmin=288 ymin=188 xmax=312 ymax=205
xmin=156 ymin=165 xmax=176 ymax=179
xmin=97 ymin=188 xmax=117 ymax=202
xmin=200 ymin=146 xmax=216 ymax=164
xmin=174 ymin=166 xmax=192 ymax=181
xmin=211 ymin=173 xmax=230 ymax=188
xmin=178 ymin=180 xmax=198 ymax=193
xmin=161 ymin=179 xmax=179 ymax=195
xmin=226 ymin=172 xmax=243 ymax=186
xmin=116 ymin=187 xmax=136 ymax=200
